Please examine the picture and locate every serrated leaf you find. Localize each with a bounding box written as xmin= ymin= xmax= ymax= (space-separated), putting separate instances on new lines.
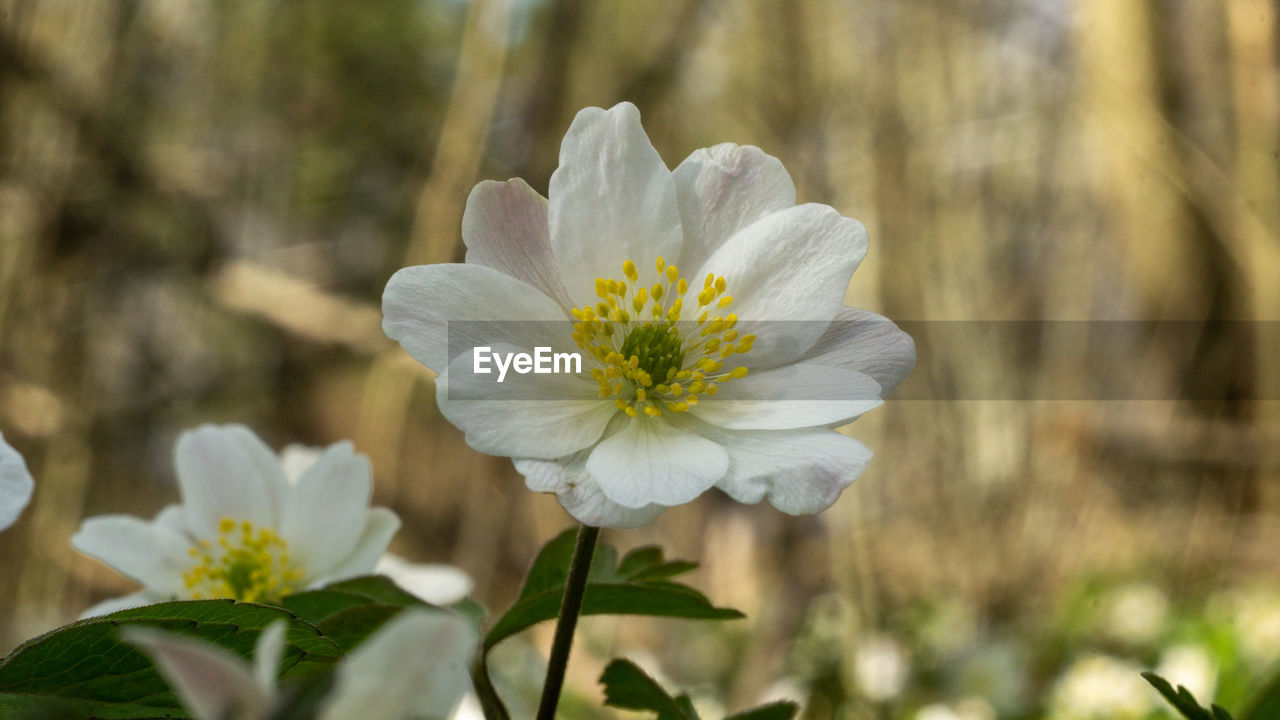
xmin=1142 ymin=671 xmax=1229 ymax=720
xmin=281 ymin=574 xmax=474 ymax=654
xmin=486 ymin=582 xmax=742 ymax=650
xmin=485 ymin=532 xmax=741 ymax=651
xmin=723 ymin=702 xmax=799 ymax=720
xmin=0 ymin=600 xmax=342 ymax=718
xmin=599 ymin=659 xmax=698 ymax=720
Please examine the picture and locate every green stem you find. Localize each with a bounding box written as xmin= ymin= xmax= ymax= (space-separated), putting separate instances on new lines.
xmin=534 ymin=524 xmax=600 ymax=720
xmin=471 ymin=652 xmax=511 ymax=720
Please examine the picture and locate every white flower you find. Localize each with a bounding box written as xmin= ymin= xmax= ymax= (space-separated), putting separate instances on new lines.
xmin=0 ymin=431 xmax=34 ymax=531
xmin=1155 ymin=644 xmax=1217 ymax=705
xmin=126 ymin=609 xmax=476 ymax=720
xmin=72 ymin=424 xmax=400 ymax=615
xmin=1100 ymin=582 xmax=1169 ymax=646
xmin=853 ymin=634 xmax=910 ymax=702
xmin=1048 ymin=655 xmax=1156 ymax=720
xmin=382 ymin=102 xmax=914 ymax=528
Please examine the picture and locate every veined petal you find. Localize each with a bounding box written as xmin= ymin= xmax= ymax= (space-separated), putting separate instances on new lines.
xmin=280 ymin=441 xmax=373 ymax=578
xmin=123 ymin=627 xmax=270 ymax=720
xmin=319 ymin=609 xmax=476 ymax=720
xmin=174 ymin=424 xmax=288 ymax=539
xmin=672 ymin=143 xmax=796 ymax=273
xmin=324 ymin=507 xmax=401 ymax=581
xmin=692 ymin=363 xmax=882 ymax=431
xmin=693 ymin=204 xmax=868 ymax=368
xmin=674 ymin=416 xmax=872 ymax=514
xmin=514 ymin=454 xmax=665 ymax=528
xmin=436 ymin=352 xmax=615 ymax=459
xmin=801 ymin=307 xmax=916 ymax=396
xmin=377 ymin=554 xmax=473 ymax=606
xmin=71 ymin=513 xmax=193 ymax=596
xmin=463 ymin=178 xmax=573 ymax=311
xmin=585 ymin=417 xmax=728 ymax=508
xmin=382 ymin=263 xmax=572 ymax=373
xmin=548 ymin=102 xmax=683 ymax=306
xmin=0 ymin=432 xmax=34 ymax=531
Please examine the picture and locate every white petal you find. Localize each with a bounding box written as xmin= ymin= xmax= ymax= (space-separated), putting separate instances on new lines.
xmin=252 ymin=620 xmax=288 ymax=696
xmin=674 ymin=417 xmax=872 ymax=514
xmin=800 ymin=307 xmax=916 ymax=396
xmin=123 ymin=626 xmax=270 ymax=720
xmin=320 ymin=609 xmax=477 ymax=720
xmin=377 ymin=555 xmax=474 ymax=606
xmin=693 ymin=204 xmax=868 ymax=367
xmin=463 ymin=178 xmax=574 ymax=310
xmin=80 ymin=591 xmax=157 ymax=619
xmin=174 ymin=424 xmax=289 ymax=539
xmin=435 ymin=353 xmax=615 ymax=459
xmin=0 ymin=432 xmax=34 ymax=531
xmin=323 ymin=507 xmax=402 ymax=581
xmin=548 ymin=102 xmax=683 ymax=306
xmin=382 ymin=263 xmax=572 ymax=373
xmin=71 ymin=513 xmax=194 ymax=596
xmin=514 ymin=454 xmax=665 ymax=528
xmin=691 ymin=363 xmax=883 ymax=431
xmin=585 ymin=418 xmax=728 ymax=509
xmin=279 ymin=444 xmax=323 ymax=485
xmin=672 ymin=143 xmax=796 ymax=273
xmin=280 ymin=441 xmax=372 ymax=577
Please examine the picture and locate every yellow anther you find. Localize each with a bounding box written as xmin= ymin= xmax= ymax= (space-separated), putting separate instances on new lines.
xmin=633 ymin=287 xmax=648 ymax=311
xmin=705 ymin=338 xmax=721 ymax=353
xmin=705 ymin=384 xmax=719 ymax=395
xmin=614 ymin=398 xmax=629 ymax=410
xmin=698 ymin=288 xmax=715 ymax=306
xmin=718 ymin=296 xmax=734 ymax=308
xmin=644 ymin=405 xmax=662 ymax=417
xmin=736 ymin=341 xmax=753 ymax=353
xmin=623 ymin=260 xmax=638 ymax=282
xmin=655 ymin=256 xmax=666 ymax=273
xmin=636 ymin=388 xmax=647 ymax=401
xmin=689 ymin=381 xmax=705 ymax=393
xmin=715 ymin=277 xmax=726 ymax=293
xmin=723 ymin=329 xmax=738 ymax=342
xmin=666 ymin=265 xmax=679 ymax=282
xmin=724 ymin=314 xmax=738 ymax=329
xmin=704 ymin=273 xmax=714 ymax=288
xmin=655 ymin=384 xmax=671 ymax=394
xmin=595 ymin=278 xmax=608 ymax=297
xmin=625 ymin=406 xmax=639 ymax=417
xmin=651 ymin=283 xmax=665 ymax=300
xmin=729 ymin=366 xmax=749 ymax=379
xmin=677 ymin=278 xmax=688 ymax=295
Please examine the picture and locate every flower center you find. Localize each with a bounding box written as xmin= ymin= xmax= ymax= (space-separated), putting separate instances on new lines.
xmin=182 ymin=517 xmax=305 ymax=602
xmin=571 ymin=257 xmax=754 ymax=418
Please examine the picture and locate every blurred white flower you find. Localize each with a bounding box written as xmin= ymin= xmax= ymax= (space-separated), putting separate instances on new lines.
xmin=382 ymin=101 xmax=914 ymax=528
xmin=1212 ymin=588 xmax=1280 ymax=668
xmin=0 ymin=431 xmax=34 ymax=531
xmin=1156 ymin=644 xmax=1217 ymax=703
xmin=1100 ymin=582 xmax=1169 ymax=646
xmin=72 ymin=424 xmax=400 ymax=615
xmin=127 ymin=609 xmax=475 ymax=720
xmin=1048 ymin=654 xmax=1156 ymax=720
xmin=916 ymin=699 xmax=994 ymax=720
xmin=853 ymin=634 xmax=910 ymax=702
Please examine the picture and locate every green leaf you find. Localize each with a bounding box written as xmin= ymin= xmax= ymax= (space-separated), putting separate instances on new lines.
xmin=723 ymin=702 xmax=799 ymax=720
xmin=484 ymin=530 xmax=742 ymax=651
xmin=281 ymin=574 xmax=477 ymax=654
xmin=599 ymin=659 xmax=699 ymax=720
xmin=1143 ymin=672 xmax=1234 ymax=720
xmin=0 ymin=600 xmax=343 ymax=718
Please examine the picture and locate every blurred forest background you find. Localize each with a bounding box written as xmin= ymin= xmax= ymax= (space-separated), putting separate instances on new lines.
xmin=1 ymin=0 xmax=1279 ymax=718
